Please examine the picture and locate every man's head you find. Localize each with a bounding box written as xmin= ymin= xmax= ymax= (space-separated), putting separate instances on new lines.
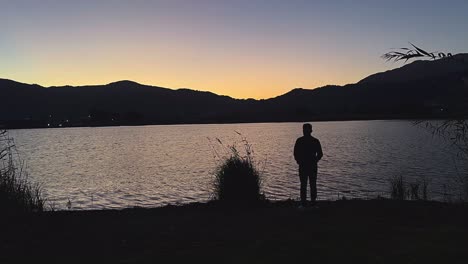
xmin=303 ymin=123 xmax=312 ymax=136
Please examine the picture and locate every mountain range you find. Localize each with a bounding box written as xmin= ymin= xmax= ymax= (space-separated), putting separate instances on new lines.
xmin=1 ymin=54 xmax=468 ymax=128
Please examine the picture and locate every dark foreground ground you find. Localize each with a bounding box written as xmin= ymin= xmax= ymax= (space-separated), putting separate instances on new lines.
xmin=1 ymin=199 xmax=467 ymax=264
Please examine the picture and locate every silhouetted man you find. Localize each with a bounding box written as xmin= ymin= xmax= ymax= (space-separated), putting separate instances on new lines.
xmin=294 ymin=123 xmax=323 ymax=208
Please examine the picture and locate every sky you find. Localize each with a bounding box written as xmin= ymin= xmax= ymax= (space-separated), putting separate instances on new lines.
xmin=1 ymin=0 xmax=468 ymax=99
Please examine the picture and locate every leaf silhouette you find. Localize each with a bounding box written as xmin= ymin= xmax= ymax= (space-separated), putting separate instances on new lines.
xmin=410 ymin=42 xmax=431 ymax=57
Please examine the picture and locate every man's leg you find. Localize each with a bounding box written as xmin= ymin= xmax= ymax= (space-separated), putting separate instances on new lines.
xmin=299 ymin=166 xmax=308 ymax=206
xmin=309 ymin=165 xmax=318 ymax=205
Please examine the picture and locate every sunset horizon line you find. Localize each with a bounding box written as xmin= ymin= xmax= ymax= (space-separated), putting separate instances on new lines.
xmin=1 ymin=76 xmax=347 ymax=100
xmin=5 ymin=51 xmax=466 ymax=100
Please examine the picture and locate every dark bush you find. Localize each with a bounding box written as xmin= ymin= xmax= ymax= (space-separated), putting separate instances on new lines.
xmin=213 ymin=138 xmax=263 ymax=205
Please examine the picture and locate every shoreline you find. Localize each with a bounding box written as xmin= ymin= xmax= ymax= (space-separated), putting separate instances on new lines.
xmin=2 ymin=199 xmax=467 ymax=263
xmin=3 ymin=116 xmax=465 ymax=131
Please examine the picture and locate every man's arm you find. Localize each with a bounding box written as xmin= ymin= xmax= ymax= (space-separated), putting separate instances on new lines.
xmin=316 ymin=140 xmax=323 ymax=162
xmin=293 ymin=139 xmax=300 ymax=163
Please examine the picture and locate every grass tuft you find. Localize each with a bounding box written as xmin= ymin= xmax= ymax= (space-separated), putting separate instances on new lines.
xmin=0 ymin=130 xmax=44 ymax=214
xmin=212 ymin=135 xmax=264 ymax=205
xmin=390 ymin=175 xmax=407 ymax=200
xmin=389 ymin=175 xmax=430 ymax=201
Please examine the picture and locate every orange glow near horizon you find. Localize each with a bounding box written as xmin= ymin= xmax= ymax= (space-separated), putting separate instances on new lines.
xmin=1 ymin=40 xmax=389 ymax=99
xmin=1 ymin=68 xmax=376 ymax=99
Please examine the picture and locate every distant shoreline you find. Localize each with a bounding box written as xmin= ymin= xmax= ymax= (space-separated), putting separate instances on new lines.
xmin=2 ymin=54 xmax=468 ymax=132
xmin=2 ymin=115 xmax=465 ymax=130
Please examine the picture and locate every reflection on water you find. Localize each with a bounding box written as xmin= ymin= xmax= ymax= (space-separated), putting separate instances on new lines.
xmin=10 ymin=120 xmax=467 ymax=210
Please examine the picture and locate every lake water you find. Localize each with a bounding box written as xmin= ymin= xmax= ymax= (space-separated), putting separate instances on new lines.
xmin=9 ymin=120 xmax=468 ymax=210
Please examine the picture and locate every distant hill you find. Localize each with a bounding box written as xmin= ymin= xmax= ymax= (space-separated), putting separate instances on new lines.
xmin=1 ymin=54 xmax=468 ymax=128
